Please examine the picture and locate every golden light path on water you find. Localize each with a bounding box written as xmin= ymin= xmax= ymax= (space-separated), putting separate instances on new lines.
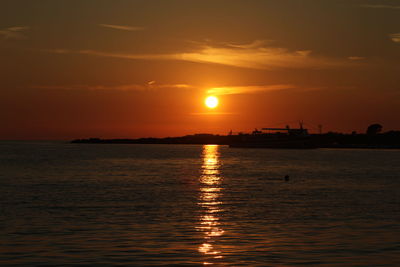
xmin=197 ymin=145 xmax=224 ymax=265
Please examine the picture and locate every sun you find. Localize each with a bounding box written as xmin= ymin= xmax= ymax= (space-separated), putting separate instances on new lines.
xmin=205 ymin=96 xmax=219 ymax=109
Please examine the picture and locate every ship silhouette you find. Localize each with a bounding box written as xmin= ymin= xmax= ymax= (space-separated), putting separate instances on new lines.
xmin=229 ymin=124 xmax=317 ymax=149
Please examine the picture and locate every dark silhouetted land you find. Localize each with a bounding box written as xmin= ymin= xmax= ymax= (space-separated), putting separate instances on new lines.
xmin=71 ymin=130 xmax=400 ymax=149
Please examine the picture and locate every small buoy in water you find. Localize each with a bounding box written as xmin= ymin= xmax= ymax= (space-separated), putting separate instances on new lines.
xmin=284 ymin=175 xmax=289 ymax=181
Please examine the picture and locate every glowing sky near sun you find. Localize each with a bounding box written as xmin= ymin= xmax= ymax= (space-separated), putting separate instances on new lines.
xmin=0 ymin=0 xmax=399 ymax=139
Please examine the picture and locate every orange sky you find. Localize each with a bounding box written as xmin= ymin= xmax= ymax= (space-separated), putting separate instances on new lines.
xmin=1 ymin=0 xmax=399 ymax=139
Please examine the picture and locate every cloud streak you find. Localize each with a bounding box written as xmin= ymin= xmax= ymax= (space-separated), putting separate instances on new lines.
xmin=0 ymin=26 xmax=30 ymax=40
xmin=389 ymin=33 xmax=400 ymax=43
xmin=207 ymin=84 xmax=295 ymax=95
xmin=47 ymin=40 xmax=354 ymax=70
xmin=361 ymin=4 xmax=400 ymax=10
xmin=190 ymin=112 xmax=237 ymax=116
xmin=33 ymin=81 xmax=299 ymax=96
xmin=99 ymin=24 xmax=145 ymax=31
xmin=348 ymin=56 xmax=365 ymax=60
xmin=32 ymin=82 xmax=192 ymax=91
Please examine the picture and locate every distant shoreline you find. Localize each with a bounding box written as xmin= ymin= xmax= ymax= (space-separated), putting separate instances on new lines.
xmin=71 ymin=132 xmax=400 ymax=149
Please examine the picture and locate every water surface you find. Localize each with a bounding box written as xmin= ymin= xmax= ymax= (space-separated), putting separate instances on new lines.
xmin=0 ymin=142 xmax=399 ymax=265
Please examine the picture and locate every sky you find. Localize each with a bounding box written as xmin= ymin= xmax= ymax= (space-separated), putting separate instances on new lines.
xmin=1 ymin=0 xmax=399 ymax=139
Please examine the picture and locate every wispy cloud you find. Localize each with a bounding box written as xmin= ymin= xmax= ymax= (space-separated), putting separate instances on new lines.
xmin=361 ymin=4 xmax=400 ymax=10
xmin=348 ymin=56 xmax=365 ymax=60
xmin=33 ymin=81 xmax=295 ymax=96
xmin=206 ymin=84 xmax=296 ymax=95
xmin=190 ymin=112 xmax=237 ymax=116
xmin=223 ymin=39 xmax=275 ymax=49
xmin=0 ymin=26 xmax=30 ymax=40
xmin=178 ymin=43 xmax=325 ymax=69
xmin=46 ymin=48 xmax=175 ymax=60
xmin=32 ymin=82 xmax=192 ymax=91
xmin=99 ymin=24 xmax=145 ymax=31
xmin=389 ymin=33 xmax=400 ymax=43
xmin=46 ymin=40 xmax=355 ymax=70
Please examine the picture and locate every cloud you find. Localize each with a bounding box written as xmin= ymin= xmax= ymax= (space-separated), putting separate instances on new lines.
xmin=46 ymin=40 xmax=354 ymax=70
xmin=224 ymin=39 xmax=274 ymax=49
xmin=99 ymin=24 xmax=145 ymax=31
xmin=206 ymin=84 xmax=296 ymax=95
xmin=170 ymin=40 xmax=345 ymax=69
xmin=33 ymin=80 xmax=302 ymax=99
xmin=389 ymin=33 xmax=400 ymax=43
xmin=0 ymin=26 xmax=30 ymax=40
xmin=178 ymin=44 xmax=326 ymax=69
xmin=47 ymin=49 xmax=70 ymax=54
xmin=190 ymin=112 xmax=237 ymax=116
xmin=32 ymin=82 xmax=192 ymax=91
xmin=46 ymin=48 xmax=182 ymax=62
xmin=348 ymin=56 xmax=365 ymax=60
xmin=361 ymin=4 xmax=400 ymax=10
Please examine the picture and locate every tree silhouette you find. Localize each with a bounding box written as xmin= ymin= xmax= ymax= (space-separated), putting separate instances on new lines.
xmin=366 ymin=124 xmax=383 ymax=135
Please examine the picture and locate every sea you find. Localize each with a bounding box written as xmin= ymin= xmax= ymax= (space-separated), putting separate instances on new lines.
xmin=0 ymin=141 xmax=399 ymax=266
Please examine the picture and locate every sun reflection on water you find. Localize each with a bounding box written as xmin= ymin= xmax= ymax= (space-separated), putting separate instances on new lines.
xmin=197 ymin=145 xmax=224 ymax=264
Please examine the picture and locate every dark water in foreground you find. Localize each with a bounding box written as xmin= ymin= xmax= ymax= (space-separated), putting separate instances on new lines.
xmin=0 ymin=142 xmax=399 ymax=266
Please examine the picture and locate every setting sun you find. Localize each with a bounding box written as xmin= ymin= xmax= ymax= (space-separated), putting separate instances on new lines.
xmin=205 ymin=96 xmax=219 ymax=109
